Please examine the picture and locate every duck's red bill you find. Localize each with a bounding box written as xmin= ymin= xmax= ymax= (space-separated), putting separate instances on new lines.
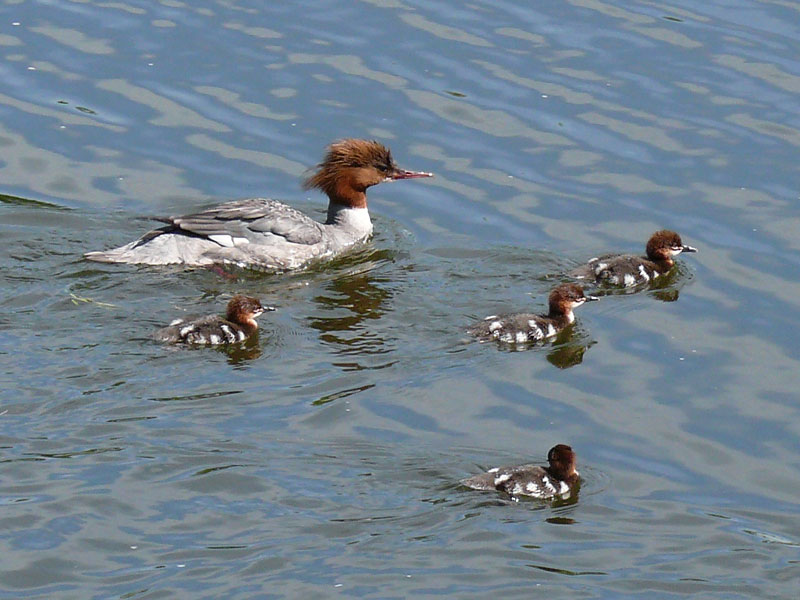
xmin=390 ymin=169 xmax=434 ymax=180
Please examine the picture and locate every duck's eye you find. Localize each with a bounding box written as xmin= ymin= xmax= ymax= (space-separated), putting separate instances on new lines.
xmin=376 ymin=163 xmax=389 ymax=172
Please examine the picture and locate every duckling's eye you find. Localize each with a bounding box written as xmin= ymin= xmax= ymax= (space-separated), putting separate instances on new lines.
xmin=376 ymin=163 xmax=389 ymax=172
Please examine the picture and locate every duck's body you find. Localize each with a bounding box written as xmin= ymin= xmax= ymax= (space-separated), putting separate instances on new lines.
xmin=571 ymin=230 xmax=697 ymax=287
xmin=85 ymin=140 xmax=432 ymax=271
xmin=155 ymin=295 xmax=273 ymax=345
xmin=89 ymin=198 xmax=371 ymax=271
xmin=469 ymin=284 xmax=597 ymax=344
xmin=463 ymin=444 xmax=579 ymax=500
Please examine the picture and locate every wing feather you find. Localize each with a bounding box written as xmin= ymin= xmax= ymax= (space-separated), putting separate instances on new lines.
xmin=170 ymin=198 xmax=325 ymax=245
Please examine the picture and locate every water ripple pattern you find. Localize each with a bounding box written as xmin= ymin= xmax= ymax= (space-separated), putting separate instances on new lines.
xmin=1 ymin=0 xmax=799 ymax=598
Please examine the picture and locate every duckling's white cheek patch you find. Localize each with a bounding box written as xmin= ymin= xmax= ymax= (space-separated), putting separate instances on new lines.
xmin=488 ymin=321 xmax=502 ymax=333
xmin=638 ymin=265 xmax=650 ymax=281
xmin=515 ymin=331 xmax=528 ymax=343
xmin=558 ymin=481 xmax=570 ymax=495
xmin=209 ymin=334 xmax=221 ymax=345
xmin=546 ymin=324 xmax=557 ymax=337
xmin=623 ymin=273 xmax=636 ymax=286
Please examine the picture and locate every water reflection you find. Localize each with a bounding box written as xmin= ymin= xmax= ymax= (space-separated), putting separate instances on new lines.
xmin=577 ymin=264 xmax=693 ymax=303
xmin=546 ymin=330 xmax=595 ymax=369
xmin=4 ymin=0 xmax=800 ymax=595
xmin=460 ymin=480 xmax=581 ymax=507
xmin=544 ymin=517 xmax=578 ymax=526
xmin=308 ymin=258 xmax=395 ymax=367
xmin=219 ymin=333 xmax=262 ymax=365
xmin=482 ymin=324 xmax=595 ymax=369
xmin=311 ymin=271 xmax=389 ymax=338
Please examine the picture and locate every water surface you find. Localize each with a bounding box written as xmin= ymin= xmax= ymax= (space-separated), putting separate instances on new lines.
xmin=1 ymin=0 xmax=800 ymax=598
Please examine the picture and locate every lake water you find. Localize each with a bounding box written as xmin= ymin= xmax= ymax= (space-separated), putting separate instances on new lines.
xmin=2 ymin=0 xmax=800 ymax=598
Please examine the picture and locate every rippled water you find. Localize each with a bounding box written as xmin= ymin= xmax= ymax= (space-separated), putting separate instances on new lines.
xmin=2 ymin=0 xmax=800 ymax=598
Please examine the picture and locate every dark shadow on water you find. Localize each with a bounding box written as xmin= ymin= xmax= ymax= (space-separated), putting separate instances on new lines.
xmin=148 ymin=389 xmax=243 ymax=403
xmin=312 ymin=383 xmax=376 ymax=406
xmin=528 ymin=564 xmax=607 ymax=576
xmin=0 ymin=192 xmax=70 ymax=211
xmin=545 ymin=516 xmax=577 ymax=525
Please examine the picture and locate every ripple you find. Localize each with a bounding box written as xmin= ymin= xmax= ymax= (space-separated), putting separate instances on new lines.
xmin=2 ymin=0 xmax=800 ymax=597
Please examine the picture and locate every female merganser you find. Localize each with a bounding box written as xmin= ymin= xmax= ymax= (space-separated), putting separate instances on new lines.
xmin=85 ymin=139 xmax=432 ymax=271
xmin=155 ymin=295 xmax=274 ymax=345
xmin=469 ymin=283 xmax=598 ymax=344
xmin=463 ymin=444 xmax=579 ymax=499
xmin=571 ymin=230 xmax=697 ymax=286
